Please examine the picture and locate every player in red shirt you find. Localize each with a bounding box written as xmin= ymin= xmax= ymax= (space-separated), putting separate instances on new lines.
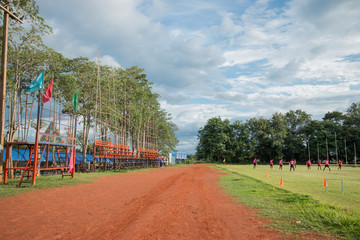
xmin=279 ymin=159 xmax=283 ymax=170
xmin=290 ymin=159 xmax=295 ymax=171
xmin=253 ymin=158 xmax=257 ymax=169
xmin=338 ymin=160 xmax=343 ymax=170
xmin=323 ymin=159 xmax=331 ymax=171
xmin=270 ymin=159 xmax=273 ymax=169
xmin=306 ymin=159 xmax=311 ymax=170
xmin=317 ymin=160 xmax=322 ymax=170
xmin=294 ymin=159 xmax=297 ymax=169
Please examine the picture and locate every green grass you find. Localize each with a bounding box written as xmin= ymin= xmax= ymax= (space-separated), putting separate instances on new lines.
xmin=215 ymin=164 xmax=360 ymax=240
xmin=222 ymin=164 xmax=360 ymax=211
xmin=0 ymin=168 xmax=152 ymax=199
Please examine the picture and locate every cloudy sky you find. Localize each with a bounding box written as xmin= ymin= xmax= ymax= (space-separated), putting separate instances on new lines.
xmin=36 ymin=0 xmax=360 ymax=153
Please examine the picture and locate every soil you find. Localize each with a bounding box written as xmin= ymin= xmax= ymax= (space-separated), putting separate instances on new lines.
xmin=0 ymin=164 xmax=311 ymax=239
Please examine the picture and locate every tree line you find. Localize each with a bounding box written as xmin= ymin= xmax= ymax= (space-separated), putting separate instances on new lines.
xmin=0 ymin=0 xmax=178 ymax=170
xmin=196 ymin=103 xmax=360 ymax=164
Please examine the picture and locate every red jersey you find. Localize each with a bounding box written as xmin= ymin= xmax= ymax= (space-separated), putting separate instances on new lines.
xmin=279 ymin=160 xmax=283 ymax=165
xmin=324 ymin=160 xmax=329 ymax=166
xmin=307 ymin=161 xmax=311 ymax=166
xmin=338 ymin=161 xmax=342 ymax=165
xmin=290 ymin=160 xmax=294 ymax=165
xmin=270 ymin=160 xmax=273 ymax=165
xmin=253 ymin=159 xmax=257 ymax=164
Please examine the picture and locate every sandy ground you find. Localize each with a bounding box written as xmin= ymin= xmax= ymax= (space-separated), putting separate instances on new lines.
xmin=1 ymin=165 xmax=296 ymax=239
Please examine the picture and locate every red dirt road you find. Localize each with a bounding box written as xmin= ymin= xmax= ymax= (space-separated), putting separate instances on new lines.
xmin=1 ymin=165 xmax=285 ymax=239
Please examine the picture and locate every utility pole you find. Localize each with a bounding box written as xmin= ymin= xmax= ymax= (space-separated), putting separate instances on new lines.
xmin=326 ymin=138 xmax=329 ymax=160
xmin=0 ymin=0 xmax=23 ymax=182
xmin=355 ymin=143 xmax=357 ymax=166
xmin=317 ymin=142 xmax=320 ymax=162
xmin=344 ymin=139 xmax=347 ymax=165
xmin=335 ymin=132 xmax=338 ymax=162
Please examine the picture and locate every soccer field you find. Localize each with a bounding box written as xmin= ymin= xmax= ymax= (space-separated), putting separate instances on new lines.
xmin=220 ymin=164 xmax=360 ymax=212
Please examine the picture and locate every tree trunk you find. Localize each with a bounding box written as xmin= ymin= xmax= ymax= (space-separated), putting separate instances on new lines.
xmin=82 ymin=117 xmax=87 ymax=172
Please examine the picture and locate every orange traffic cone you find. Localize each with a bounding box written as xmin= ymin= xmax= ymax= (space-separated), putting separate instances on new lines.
xmin=324 ymin=177 xmax=327 ymax=187
xmin=266 ymin=171 xmax=268 ymax=178
xmin=280 ymin=176 xmax=283 ymax=186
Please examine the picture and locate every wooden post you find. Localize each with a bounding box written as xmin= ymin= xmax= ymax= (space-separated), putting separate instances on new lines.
xmin=93 ymin=50 xmax=100 ymax=172
xmin=0 ymin=4 xmax=9 ymax=182
xmin=0 ymin=1 xmax=24 ymax=182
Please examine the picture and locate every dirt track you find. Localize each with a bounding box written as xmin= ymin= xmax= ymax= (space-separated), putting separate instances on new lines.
xmin=1 ymin=165 xmax=285 ymax=239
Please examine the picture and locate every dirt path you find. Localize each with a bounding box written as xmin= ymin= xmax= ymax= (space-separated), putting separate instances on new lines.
xmin=1 ymin=165 xmax=285 ymax=239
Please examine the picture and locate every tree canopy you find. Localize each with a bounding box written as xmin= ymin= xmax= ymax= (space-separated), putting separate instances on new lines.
xmin=196 ymin=105 xmax=360 ymax=164
xmin=1 ymin=0 xmax=178 ymax=161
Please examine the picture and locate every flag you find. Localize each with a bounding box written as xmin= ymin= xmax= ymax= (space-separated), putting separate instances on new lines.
xmin=24 ymin=71 xmax=44 ymax=94
xmin=68 ymin=148 xmax=75 ymax=174
xmin=73 ymin=90 xmax=78 ymax=111
xmin=42 ymin=78 xmax=53 ymax=104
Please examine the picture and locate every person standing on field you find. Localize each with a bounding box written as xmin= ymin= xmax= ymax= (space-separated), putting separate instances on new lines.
xmin=294 ymin=159 xmax=297 ymax=169
xmin=279 ymin=159 xmax=283 ymax=170
xmin=290 ymin=159 xmax=295 ymax=171
xmin=306 ymin=159 xmax=311 ymax=170
xmin=270 ymin=159 xmax=273 ymax=169
xmin=317 ymin=160 xmax=322 ymax=170
xmin=253 ymin=158 xmax=257 ymax=169
xmin=338 ymin=160 xmax=342 ymax=170
xmin=323 ymin=159 xmax=331 ymax=171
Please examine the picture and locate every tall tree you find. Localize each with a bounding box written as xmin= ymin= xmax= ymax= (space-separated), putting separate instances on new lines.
xmin=246 ymin=117 xmax=271 ymax=162
xmin=197 ymin=117 xmax=230 ymax=162
xmin=283 ymin=110 xmax=311 ymax=161
xmin=1 ymin=0 xmax=52 ymax=178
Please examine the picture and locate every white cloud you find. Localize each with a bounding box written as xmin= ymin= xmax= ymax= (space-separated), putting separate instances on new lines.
xmin=36 ymin=0 xmax=360 ymax=153
xmin=99 ymin=55 xmax=122 ymax=68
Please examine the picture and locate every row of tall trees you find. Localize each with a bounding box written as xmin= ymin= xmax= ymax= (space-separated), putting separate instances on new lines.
xmin=196 ymin=104 xmax=360 ymax=164
xmin=1 ymin=1 xmax=178 ymax=173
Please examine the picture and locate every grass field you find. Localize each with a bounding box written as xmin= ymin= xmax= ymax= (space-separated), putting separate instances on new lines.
xmin=216 ymin=164 xmax=360 ymax=239
xmin=221 ymin=164 xmax=360 ymax=211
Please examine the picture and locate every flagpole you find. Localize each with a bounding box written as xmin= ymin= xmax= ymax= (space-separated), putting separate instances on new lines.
xmin=72 ymin=113 xmax=77 ymax=178
xmin=33 ymin=92 xmax=42 ymax=185
xmin=71 ymin=90 xmax=78 ymax=178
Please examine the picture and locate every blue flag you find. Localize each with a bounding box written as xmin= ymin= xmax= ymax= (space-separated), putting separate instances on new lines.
xmin=24 ymin=71 xmax=44 ymax=94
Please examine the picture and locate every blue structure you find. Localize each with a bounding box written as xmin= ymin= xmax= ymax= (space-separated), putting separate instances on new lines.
xmin=2 ymin=148 xmax=93 ymax=165
xmin=172 ymin=152 xmax=187 ymax=163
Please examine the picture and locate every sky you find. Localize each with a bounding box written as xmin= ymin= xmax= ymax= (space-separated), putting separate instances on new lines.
xmin=35 ymin=0 xmax=360 ymax=154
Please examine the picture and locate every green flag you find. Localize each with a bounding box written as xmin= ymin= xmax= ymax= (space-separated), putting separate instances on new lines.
xmin=73 ymin=90 xmax=78 ymax=111
xmin=24 ymin=71 xmax=44 ymax=94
